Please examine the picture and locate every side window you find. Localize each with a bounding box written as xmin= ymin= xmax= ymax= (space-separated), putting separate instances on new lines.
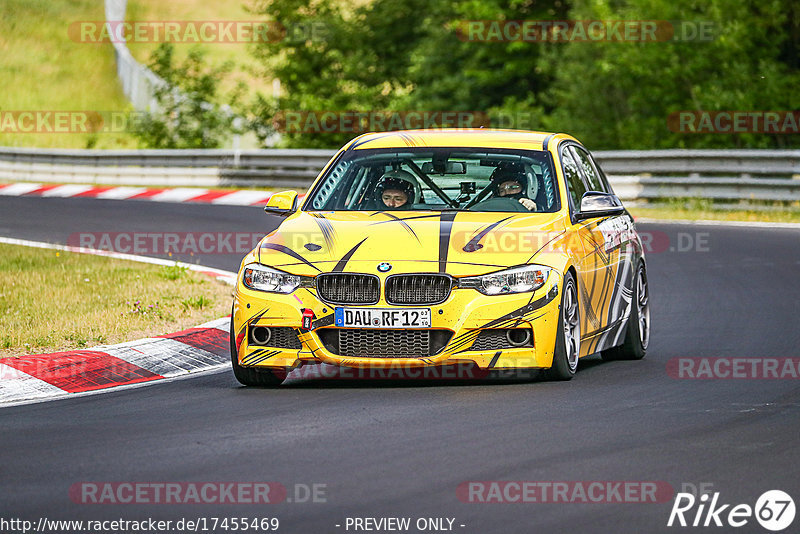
xmin=570 ymin=146 xmax=607 ymax=193
xmin=560 ymin=148 xmax=586 ymax=210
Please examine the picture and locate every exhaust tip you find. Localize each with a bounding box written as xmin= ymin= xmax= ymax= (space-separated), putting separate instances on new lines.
xmin=506 ymin=328 xmax=531 ymax=347
xmin=250 ymin=326 xmax=272 ymax=346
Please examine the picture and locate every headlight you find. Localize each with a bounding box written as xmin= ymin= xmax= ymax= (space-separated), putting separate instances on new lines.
xmin=242 ymin=263 xmax=312 ymax=294
xmin=459 ymin=265 xmax=552 ymax=295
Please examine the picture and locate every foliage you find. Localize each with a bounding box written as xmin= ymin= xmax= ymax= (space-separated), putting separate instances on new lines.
xmin=245 ymin=0 xmax=800 ymax=149
xmin=130 ymin=44 xmax=244 ymax=149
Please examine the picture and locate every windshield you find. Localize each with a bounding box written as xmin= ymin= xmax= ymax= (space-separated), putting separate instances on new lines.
xmin=304 ymin=147 xmax=560 ymax=213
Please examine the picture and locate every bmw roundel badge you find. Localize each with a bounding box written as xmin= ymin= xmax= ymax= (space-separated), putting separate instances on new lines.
xmin=377 ymin=262 xmax=392 ymax=273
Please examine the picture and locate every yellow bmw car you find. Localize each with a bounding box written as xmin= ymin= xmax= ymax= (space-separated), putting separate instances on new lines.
xmin=230 ymin=129 xmax=649 ymax=385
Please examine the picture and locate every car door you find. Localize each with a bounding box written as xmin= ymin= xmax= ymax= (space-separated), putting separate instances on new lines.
xmin=559 ymin=145 xmax=607 ymax=353
xmin=569 ymin=145 xmax=636 ymax=352
xmin=560 ymin=144 xmax=614 ymax=355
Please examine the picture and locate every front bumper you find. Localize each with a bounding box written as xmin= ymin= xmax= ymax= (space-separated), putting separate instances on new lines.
xmin=232 ymin=271 xmax=561 ymax=371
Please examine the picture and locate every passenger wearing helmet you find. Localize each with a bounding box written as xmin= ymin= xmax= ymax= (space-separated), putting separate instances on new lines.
xmin=492 ymin=168 xmax=538 ymax=211
xmin=377 ymin=170 xmax=416 ymax=210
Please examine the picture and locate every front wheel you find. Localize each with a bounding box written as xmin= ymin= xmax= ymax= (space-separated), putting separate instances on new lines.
xmin=230 ymin=312 xmax=286 ymax=387
xmin=543 ymin=272 xmax=580 ymax=381
xmin=602 ymin=263 xmax=649 ymax=361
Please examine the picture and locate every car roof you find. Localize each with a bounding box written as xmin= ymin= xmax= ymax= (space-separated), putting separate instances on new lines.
xmin=342 ymin=129 xmax=578 ymax=151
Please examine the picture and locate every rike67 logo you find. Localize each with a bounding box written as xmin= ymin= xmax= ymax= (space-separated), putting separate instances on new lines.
xmin=668 ymin=489 xmax=795 ymax=531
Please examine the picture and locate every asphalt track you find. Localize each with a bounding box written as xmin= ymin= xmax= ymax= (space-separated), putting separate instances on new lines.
xmin=1 ymin=196 xmax=799 ymax=534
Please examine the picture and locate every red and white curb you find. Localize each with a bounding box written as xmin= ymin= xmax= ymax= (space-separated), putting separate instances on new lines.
xmin=0 ymin=238 xmax=239 ymax=407
xmin=0 ymin=182 xmax=280 ymax=206
xmin=0 ymin=318 xmax=231 ymax=406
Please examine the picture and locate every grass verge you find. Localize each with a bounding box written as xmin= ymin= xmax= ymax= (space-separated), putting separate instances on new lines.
xmin=0 ymin=243 xmax=232 ymax=357
xmin=630 ymin=200 xmax=800 ymax=224
xmin=126 ymin=0 xmax=263 ymax=99
xmin=0 ymin=0 xmax=137 ymax=149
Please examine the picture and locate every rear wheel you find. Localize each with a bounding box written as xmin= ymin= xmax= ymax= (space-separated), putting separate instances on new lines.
xmin=544 ymin=272 xmax=580 ymax=381
xmin=230 ymin=312 xmax=286 ymax=387
xmin=602 ymin=263 xmax=649 ymax=361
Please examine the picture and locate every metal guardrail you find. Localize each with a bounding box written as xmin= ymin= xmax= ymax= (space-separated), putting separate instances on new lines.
xmin=596 ymin=149 xmax=800 ymax=177
xmin=105 ymin=0 xmax=164 ymax=111
xmin=1 ymin=147 xmax=799 ymax=201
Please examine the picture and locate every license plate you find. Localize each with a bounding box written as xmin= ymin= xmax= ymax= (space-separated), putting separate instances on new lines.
xmin=334 ymin=307 xmax=431 ymax=328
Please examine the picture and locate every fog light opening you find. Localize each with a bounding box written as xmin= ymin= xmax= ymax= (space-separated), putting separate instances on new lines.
xmin=506 ymin=329 xmax=531 ymax=347
xmin=250 ymin=326 xmax=272 ymax=346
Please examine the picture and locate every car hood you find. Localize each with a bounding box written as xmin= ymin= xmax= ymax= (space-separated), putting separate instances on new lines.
xmin=256 ymin=210 xmax=567 ymax=277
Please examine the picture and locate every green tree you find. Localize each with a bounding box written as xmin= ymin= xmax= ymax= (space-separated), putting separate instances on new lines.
xmin=248 ymin=0 xmax=569 ymax=147
xmin=538 ymin=0 xmax=800 ymax=149
xmin=131 ymin=44 xmax=242 ymax=149
xmin=247 ymin=0 xmax=799 ymax=149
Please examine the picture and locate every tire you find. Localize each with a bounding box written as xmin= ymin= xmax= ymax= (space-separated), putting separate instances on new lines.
xmin=602 ymin=263 xmax=649 ymax=361
xmin=230 ymin=312 xmax=286 ymax=387
xmin=543 ymin=271 xmax=580 ymax=381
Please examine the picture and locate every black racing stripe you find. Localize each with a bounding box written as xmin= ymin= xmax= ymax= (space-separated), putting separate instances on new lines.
xmin=260 ymin=243 xmax=322 ymax=272
xmin=310 ymin=212 xmax=337 ymax=250
xmin=525 ymin=230 xmax=567 ymax=265
xmin=579 ymin=281 xmax=600 ymax=332
xmin=247 ymin=307 xmax=270 ymax=324
xmin=603 ymin=255 xmax=629 ymax=331
xmin=438 ymin=212 xmax=458 ymax=273
xmin=512 ymin=292 xmax=538 ymax=328
xmin=241 ymin=307 xmax=270 ymax=340
xmin=447 ymin=331 xmax=481 ymax=352
xmin=398 ymin=132 xmax=418 ymax=147
xmin=247 ymin=350 xmax=281 ymax=366
xmin=332 ymin=237 xmax=368 ymax=272
xmin=369 ymin=212 xmax=421 ymax=243
xmin=463 ymin=216 xmax=513 ymax=252
xmin=350 ymin=132 xmax=397 ymax=150
xmin=370 ymin=213 xmax=442 ymax=222
xmin=246 ymin=349 xmax=267 ymax=359
xmin=478 ymin=291 xmax=557 ymax=330
xmin=488 ymin=351 xmax=502 ymax=368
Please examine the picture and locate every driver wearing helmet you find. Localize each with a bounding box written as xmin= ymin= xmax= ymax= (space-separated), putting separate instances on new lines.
xmin=492 ymin=167 xmax=537 ymax=211
xmin=377 ymin=170 xmax=417 ymax=210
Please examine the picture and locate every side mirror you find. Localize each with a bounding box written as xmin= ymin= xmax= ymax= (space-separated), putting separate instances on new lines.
xmin=264 ymin=190 xmax=298 ymax=217
xmin=574 ymin=191 xmax=625 ymax=220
